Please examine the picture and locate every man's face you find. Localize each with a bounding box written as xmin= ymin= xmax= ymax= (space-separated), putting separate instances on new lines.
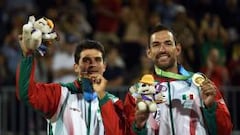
xmin=147 ymin=30 xmax=181 ymax=70
xmin=74 ymin=49 xmax=106 ymax=76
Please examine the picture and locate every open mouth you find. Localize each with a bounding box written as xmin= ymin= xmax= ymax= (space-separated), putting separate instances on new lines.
xmin=159 ymin=55 xmax=169 ymax=60
xmin=157 ymin=54 xmax=169 ymax=61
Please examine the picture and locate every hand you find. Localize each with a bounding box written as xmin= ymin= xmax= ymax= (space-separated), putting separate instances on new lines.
xmin=89 ymin=73 xmax=107 ymax=99
xmin=200 ymin=79 xmax=217 ymax=108
xmin=134 ymin=102 xmax=150 ymax=129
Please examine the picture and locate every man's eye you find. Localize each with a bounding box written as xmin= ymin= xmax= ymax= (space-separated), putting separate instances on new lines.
xmin=82 ymin=58 xmax=90 ymax=63
xmin=151 ymin=44 xmax=159 ymax=48
xmin=164 ymin=41 xmax=173 ymax=46
xmin=95 ymin=57 xmax=102 ymax=62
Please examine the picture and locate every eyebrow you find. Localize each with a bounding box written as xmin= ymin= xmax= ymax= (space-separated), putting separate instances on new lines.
xmin=82 ymin=56 xmax=103 ymax=61
xmin=151 ymin=40 xmax=173 ymax=44
xmin=83 ymin=55 xmax=102 ymax=58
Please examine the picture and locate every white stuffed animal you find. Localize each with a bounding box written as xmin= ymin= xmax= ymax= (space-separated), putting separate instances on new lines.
xmin=130 ymin=74 xmax=158 ymax=112
xmin=22 ymin=15 xmax=58 ymax=56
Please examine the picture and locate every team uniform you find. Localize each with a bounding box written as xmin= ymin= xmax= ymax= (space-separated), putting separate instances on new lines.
xmin=16 ymin=56 xmax=126 ymax=135
xmin=124 ymin=65 xmax=233 ymax=135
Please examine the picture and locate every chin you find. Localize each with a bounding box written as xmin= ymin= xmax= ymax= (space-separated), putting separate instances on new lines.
xmin=156 ymin=63 xmax=172 ymax=70
xmin=156 ymin=58 xmax=175 ymax=70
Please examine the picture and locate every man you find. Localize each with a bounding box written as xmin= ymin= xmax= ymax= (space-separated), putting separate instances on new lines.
xmin=124 ymin=24 xmax=233 ymax=135
xmin=16 ymin=38 xmax=126 ymax=135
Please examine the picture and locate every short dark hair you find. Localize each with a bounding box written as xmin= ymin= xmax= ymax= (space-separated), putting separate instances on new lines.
xmin=148 ymin=24 xmax=178 ymax=48
xmin=74 ymin=39 xmax=105 ymax=64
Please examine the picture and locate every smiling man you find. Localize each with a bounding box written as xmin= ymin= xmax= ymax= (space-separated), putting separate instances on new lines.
xmin=16 ymin=39 xmax=127 ymax=135
xmin=124 ymin=24 xmax=233 ymax=135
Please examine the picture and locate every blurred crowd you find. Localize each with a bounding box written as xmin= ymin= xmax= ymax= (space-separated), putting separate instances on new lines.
xmin=0 ymin=0 xmax=240 ymax=89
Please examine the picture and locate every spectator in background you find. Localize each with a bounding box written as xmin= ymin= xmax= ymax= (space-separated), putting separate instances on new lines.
xmin=93 ymin=0 xmax=122 ymax=44
xmin=120 ymin=0 xmax=148 ymax=71
xmin=59 ymin=10 xmax=92 ymax=41
xmin=199 ymin=13 xmax=229 ymax=66
xmin=124 ymin=51 xmax=153 ymax=85
xmin=153 ymin=0 xmax=184 ymax=27
xmin=45 ymin=6 xmax=59 ymax=22
xmin=228 ymin=41 xmax=240 ymax=86
xmin=35 ymin=52 xmax=54 ymax=83
xmin=51 ymin=34 xmax=78 ymax=83
xmin=171 ymin=5 xmax=199 ymax=72
xmin=200 ymin=47 xmax=230 ymax=89
xmin=104 ymin=45 xmax=125 ymax=87
xmin=1 ymin=28 xmax=22 ymax=85
xmin=5 ymin=0 xmax=36 ymax=14
xmin=148 ymin=11 xmax=162 ymax=31
xmin=0 ymin=0 xmax=9 ymax=44
xmin=0 ymin=54 xmax=12 ymax=85
xmin=219 ymin=0 xmax=240 ymax=32
xmin=64 ymin=0 xmax=88 ymax=17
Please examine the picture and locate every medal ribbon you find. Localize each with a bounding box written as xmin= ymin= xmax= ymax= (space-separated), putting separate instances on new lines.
xmin=154 ymin=65 xmax=192 ymax=80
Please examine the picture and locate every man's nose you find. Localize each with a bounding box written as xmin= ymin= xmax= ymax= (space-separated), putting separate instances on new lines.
xmin=89 ymin=59 xmax=97 ymax=66
xmin=158 ymin=44 xmax=166 ymax=52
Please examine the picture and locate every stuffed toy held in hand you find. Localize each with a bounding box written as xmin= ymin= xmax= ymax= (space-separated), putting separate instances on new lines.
xmin=129 ymin=74 xmax=157 ymax=112
xmin=129 ymin=74 xmax=165 ymax=112
xmin=22 ymin=15 xmax=58 ymax=56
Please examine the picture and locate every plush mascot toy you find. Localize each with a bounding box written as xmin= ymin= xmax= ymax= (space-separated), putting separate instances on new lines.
xmin=22 ymin=15 xmax=58 ymax=56
xmin=130 ymin=74 xmax=166 ymax=112
xmin=130 ymin=74 xmax=157 ymax=112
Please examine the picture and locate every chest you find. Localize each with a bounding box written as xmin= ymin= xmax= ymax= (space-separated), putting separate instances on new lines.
xmin=64 ymin=94 xmax=102 ymax=121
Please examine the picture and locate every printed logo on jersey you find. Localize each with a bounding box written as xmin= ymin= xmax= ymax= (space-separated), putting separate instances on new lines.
xmin=182 ymin=92 xmax=195 ymax=109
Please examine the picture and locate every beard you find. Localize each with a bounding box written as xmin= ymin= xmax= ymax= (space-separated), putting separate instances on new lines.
xmin=154 ymin=56 xmax=176 ymax=71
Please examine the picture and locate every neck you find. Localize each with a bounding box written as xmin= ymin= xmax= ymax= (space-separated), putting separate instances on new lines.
xmin=165 ymin=66 xmax=178 ymax=74
xmin=160 ymin=63 xmax=179 ymax=73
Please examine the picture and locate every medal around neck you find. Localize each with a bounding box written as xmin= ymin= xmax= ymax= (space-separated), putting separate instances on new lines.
xmin=192 ymin=73 xmax=206 ymax=87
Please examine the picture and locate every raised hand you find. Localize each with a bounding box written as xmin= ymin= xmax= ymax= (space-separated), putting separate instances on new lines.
xmin=200 ymin=79 xmax=217 ymax=108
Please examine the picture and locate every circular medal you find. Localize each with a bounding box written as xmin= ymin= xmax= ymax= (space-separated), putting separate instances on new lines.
xmin=192 ymin=73 xmax=206 ymax=87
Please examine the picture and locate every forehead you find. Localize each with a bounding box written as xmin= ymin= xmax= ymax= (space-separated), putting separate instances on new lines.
xmin=80 ymin=49 xmax=103 ymax=58
xmin=150 ymin=30 xmax=174 ymax=43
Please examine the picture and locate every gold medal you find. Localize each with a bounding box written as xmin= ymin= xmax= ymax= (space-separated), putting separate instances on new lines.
xmin=192 ymin=73 xmax=206 ymax=87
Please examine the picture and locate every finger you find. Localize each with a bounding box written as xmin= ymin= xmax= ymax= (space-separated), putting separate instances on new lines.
xmin=99 ymin=77 xmax=107 ymax=85
xmin=200 ymin=79 xmax=215 ymax=88
xmin=89 ymin=74 xmax=104 ymax=84
xmin=201 ymin=84 xmax=216 ymax=93
xmin=202 ymin=89 xmax=216 ymax=97
xmin=93 ymin=77 xmax=101 ymax=84
xmin=201 ymin=78 xmax=214 ymax=86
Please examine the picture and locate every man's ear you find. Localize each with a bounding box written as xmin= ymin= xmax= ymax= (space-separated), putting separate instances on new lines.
xmin=146 ymin=48 xmax=151 ymax=59
xmin=74 ymin=63 xmax=79 ymax=73
xmin=102 ymin=62 xmax=107 ymax=73
xmin=176 ymin=43 xmax=182 ymax=56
